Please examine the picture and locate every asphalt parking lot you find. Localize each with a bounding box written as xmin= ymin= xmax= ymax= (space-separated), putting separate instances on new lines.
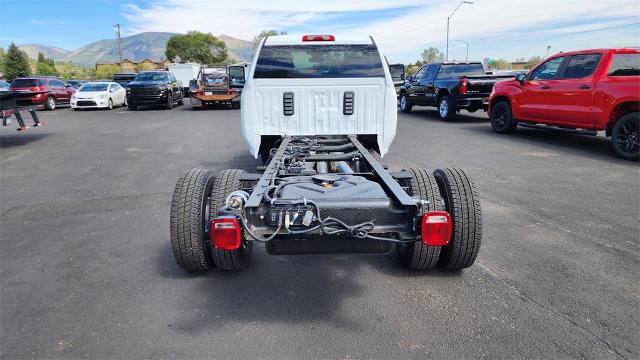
xmin=1 ymin=102 xmax=638 ymax=359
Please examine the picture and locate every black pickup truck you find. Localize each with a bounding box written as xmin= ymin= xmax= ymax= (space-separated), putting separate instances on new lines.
xmin=399 ymin=62 xmax=512 ymax=121
xmin=126 ymin=71 xmax=183 ymax=111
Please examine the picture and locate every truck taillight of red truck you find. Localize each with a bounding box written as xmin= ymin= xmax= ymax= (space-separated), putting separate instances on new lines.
xmin=488 ymin=48 xmax=639 ymax=161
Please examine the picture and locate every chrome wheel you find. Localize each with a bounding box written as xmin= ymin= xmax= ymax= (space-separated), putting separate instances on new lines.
xmin=400 ymin=95 xmax=407 ymax=110
xmin=47 ymin=97 xmax=56 ymax=110
xmin=439 ymin=98 xmax=448 ymax=118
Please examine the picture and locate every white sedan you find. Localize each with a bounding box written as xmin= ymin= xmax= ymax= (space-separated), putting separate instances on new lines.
xmin=71 ymin=82 xmax=126 ymax=110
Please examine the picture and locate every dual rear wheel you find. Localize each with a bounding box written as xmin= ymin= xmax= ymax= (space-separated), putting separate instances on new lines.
xmin=397 ymin=168 xmax=482 ymax=270
xmin=170 ymin=167 xmax=482 ymax=272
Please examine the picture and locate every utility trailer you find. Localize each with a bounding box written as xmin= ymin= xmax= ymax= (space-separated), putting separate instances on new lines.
xmin=188 ymin=65 xmax=247 ymax=110
xmin=170 ymin=34 xmax=483 ymax=271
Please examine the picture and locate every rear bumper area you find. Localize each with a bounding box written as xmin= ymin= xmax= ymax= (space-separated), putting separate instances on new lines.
xmin=265 ymin=236 xmax=393 ymax=255
xmin=455 ymin=96 xmax=490 ymax=110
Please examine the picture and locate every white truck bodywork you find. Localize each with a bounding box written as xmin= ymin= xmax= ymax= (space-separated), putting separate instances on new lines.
xmin=241 ymin=35 xmax=397 ymax=158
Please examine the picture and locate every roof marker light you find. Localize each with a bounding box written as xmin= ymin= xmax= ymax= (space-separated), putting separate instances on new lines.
xmin=302 ymin=35 xmax=335 ymax=42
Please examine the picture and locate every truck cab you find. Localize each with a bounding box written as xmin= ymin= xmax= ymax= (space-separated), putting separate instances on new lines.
xmin=489 ymin=48 xmax=639 ymax=160
xmin=240 ymin=34 xmax=399 ymax=159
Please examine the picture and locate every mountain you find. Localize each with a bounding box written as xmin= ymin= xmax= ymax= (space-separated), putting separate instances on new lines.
xmin=19 ymin=32 xmax=255 ymax=67
xmin=19 ymin=44 xmax=70 ymax=60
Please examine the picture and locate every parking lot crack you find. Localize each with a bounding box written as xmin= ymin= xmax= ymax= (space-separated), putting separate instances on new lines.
xmin=476 ymin=262 xmax=625 ymax=358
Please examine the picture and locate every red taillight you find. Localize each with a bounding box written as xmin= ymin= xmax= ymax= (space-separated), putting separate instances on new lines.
xmin=302 ymin=34 xmax=335 ymax=42
xmin=421 ymin=211 xmax=452 ymax=246
xmin=210 ymin=217 xmax=242 ymax=250
xmin=459 ymin=78 xmax=468 ymax=95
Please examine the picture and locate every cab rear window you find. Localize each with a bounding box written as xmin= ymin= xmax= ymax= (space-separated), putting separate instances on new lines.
xmin=254 ymin=45 xmax=385 ymax=78
xmin=607 ymin=54 xmax=640 ymax=76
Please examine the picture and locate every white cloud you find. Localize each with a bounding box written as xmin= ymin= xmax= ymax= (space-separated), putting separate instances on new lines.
xmin=122 ymin=0 xmax=640 ymax=61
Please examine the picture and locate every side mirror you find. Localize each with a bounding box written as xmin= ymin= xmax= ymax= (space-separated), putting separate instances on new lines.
xmin=407 ymin=75 xmax=415 ymax=82
xmin=516 ymin=73 xmax=526 ymax=85
xmin=228 ymin=65 xmax=246 ymax=88
xmin=389 ymin=64 xmax=405 ymax=87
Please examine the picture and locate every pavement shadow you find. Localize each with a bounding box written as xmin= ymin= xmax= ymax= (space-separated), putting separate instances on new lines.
xmin=155 ymin=242 xmax=367 ymax=334
xmin=407 ymin=108 xmax=489 ymax=123
xmin=361 ymin=250 xmax=466 ymax=279
xmin=462 ymin=125 xmax=627 ymax=162
xmin=0 ymin=132 xmax=50 ymax=148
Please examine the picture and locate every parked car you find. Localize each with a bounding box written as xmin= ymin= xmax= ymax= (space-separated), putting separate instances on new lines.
xmin=112 ymin=73 xmax=137 ymax=88
xmin=125 ymin=71 xmax=183 ymax=110
xmin=398 ymin=62 xmax=513 ymax=121
xmin=70 ymin=82 xmax=126 ymax=110
xmin=66 ymin=80 xmax=88 ymax=89
xmin=9 ymin=77 xmax=75 ymax=110
xmin=489 ymin=48 xmax=639 ymax=161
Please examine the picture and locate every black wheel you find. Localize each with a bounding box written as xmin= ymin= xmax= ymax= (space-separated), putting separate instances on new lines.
xmin=438 ymin=94 xmax=455 ymax=121
xmin=128 ymin=104 xmax=137 ymax=111
xmin=611 ymin=113 xmax=639 ymax=161
xmin=210 ymin=169 xmax=253 ymax=270
xmin=396 ymin=168 xmax=442 ymax=270
xmin=165 ymin=93 xmax=174 ymax=109
xmin=107 ymin=98 xmax=113 ymax=110
xmin=44 ymin=96 xmax=56 ymax=110
xmin=434 ymin=168 xmax=482 ymax=270
xmin=399 ymin=92 xmax=412 ymax=113
xmin=177 ymin=92 xmax=184 ymax=105
xmin=491 ymin=100 xmax=517 ymax=134
xmin=170 ymin=169 xmax=216 ymax=271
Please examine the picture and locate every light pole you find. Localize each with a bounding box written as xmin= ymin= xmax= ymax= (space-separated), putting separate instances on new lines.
xmin=113 ymin=24 xmax=123 ymax=71
xmin=546 ymin=45 xmax=551 ymax=58
xmin=446 ymin=1 xmax=473 ymax=61
xmin=454 ymin=39 xmax=469 ymax=61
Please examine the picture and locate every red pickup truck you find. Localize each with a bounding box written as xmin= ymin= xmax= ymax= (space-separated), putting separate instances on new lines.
xmin=488 ymin=48 xmax=639 ymax=160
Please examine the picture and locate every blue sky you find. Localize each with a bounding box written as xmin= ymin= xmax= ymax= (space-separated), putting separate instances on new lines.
xmin=1 ymin=0 xmax=639 ymax=63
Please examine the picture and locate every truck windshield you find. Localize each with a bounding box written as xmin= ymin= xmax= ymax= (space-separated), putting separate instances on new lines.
xmin=134 ymin=73 xmax=168 ymax=82
xmin=254 ymin=45 xmax=385 ymax=78
xmin=438 ymin=64 xmax=485 ymax=78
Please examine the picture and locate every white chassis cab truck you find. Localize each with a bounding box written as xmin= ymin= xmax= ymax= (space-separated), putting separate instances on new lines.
xmin=170 ymin=34 xmax=483 ymax=271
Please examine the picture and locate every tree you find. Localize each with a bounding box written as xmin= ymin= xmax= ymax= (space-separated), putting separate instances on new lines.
xmin=252 ymin=30 xmax=287 ymax=47
xmin=420 ymin=47 xmax=445 ymax=63
xmin=165 ymin=31 xmax=227 ymax=64
xmin=526 ymin=56 xmax=543 ymax=69
xmin=490 ymin=59 xmax=510 ymax=70
xmin=4 ymin=43 xmax=31 ymax=81
xmin=0 ymin=47 xmax=5 ymax=75
xmin=36 ymin=52 xmax=58 ymax=76
xmin=95 ymin=64 xmax=120 ymax=80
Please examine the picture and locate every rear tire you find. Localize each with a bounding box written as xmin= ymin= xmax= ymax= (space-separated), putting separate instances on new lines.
xmin=611 ymin=112 xmax=639 ymax=161
xmin=210 ymin=169 xmax=253 ymax=270
xmin=438 ymin=95 xmax=455 ymax=121
xmin=44 ymin=96 xmax=56 ymax=110
xmin=399 ymin=93 xmax=412 ymax=113
xmin=491 ymin=100 xmax=517 ymax=134
xmin=170 ymin=169 xmax=216 ymax=271
xmin=396 ymin=168 xmax=442 ymax=270
xmin=434 ymin=168 xmax=482 ymax=270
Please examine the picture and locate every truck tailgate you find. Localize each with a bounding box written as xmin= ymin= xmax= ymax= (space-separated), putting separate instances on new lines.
xmin=466 ymin=75 xmax=514 ymax=94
